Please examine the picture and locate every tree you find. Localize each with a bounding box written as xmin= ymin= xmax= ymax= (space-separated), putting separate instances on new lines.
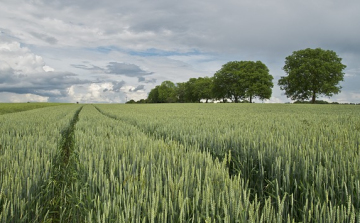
xmin=213 ymin=62 xmax=245 ymax=102
xmin=184 ymin=78 xmax=199 ymax=102
xmin=213 ymin=61 xmax=273 ymax=103
xmin=238 ymin=61 xmax=273 ymax=103
xmin=195 ymin=77 xmax=213 ymax=103
xmin=158 ymin=81 xmax=177 ymax=103
xmin=181 ymin=77 xmax=214 ymax=103
xmin=176 ymin=82 xmax=187 ymax=103
xmin=278 ymin=48 xmax=346 ymax=104
xmin=147 ymin=85 xmax=160 ymax=103
xmin=147 ymin=81 xmax=178 ymax=103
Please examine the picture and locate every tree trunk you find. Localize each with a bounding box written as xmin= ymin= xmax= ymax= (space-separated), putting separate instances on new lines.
xmin=234 ymin=97 xmax=238 ymax=103
xmin=311 ymin=91 xmax=316 ymax=104
xmin=249 ymin=95 xmax=252 ymax=103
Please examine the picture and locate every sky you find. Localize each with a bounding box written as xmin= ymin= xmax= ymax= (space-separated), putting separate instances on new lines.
xmin=0 ymin=0 xmax=359 ymax=103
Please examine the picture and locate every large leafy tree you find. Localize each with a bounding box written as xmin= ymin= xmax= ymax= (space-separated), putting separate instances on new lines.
xmin=213 ymin=61 xmax=273 ymax=103
xmin=176 ymin=82 xmax=187 ymax=103
xmin=184 ymin=78 xmax=199 ymax=102
xmin=195 ymin=77 xmax=213 ymax=103
xmin=213 ymin=62 xmax=245 ymax=102
xmin=182 ymin=77 xmax=214 ymax=103
xmin=278 ymin=48 xmax=346 ymax=103
xmin=147 ymin=85 xmax=160 ymax=103
xmin=158 ymin=81 xmax=177 ymax=103
xmin=176 ymin=77 xmax=214 ymax=103
xmin=147 ymin=81 xmax=178 ymax=103
xmin=239 ymin=61 xmax=273 ymax=103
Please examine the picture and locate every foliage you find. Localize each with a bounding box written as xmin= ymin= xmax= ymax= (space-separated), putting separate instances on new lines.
xmin=213 ymin=61 xmax=273 ymax=102
xmin=294 ymin=100 xmax=330 ymax=104
xmin=145 ymin=61 xmax=273 ymax=103
xmin=147 ymin=85 xmax=160 ymax=103
xmin=278 ymin=48 xmax=347 ymax=103
xmin=158 ymin=80 xmax=178 ymax=103
xmin=213 ymin=61 xmax=246 ymax=102
xmin=195 ymin=77 xmax=213 ymax=102
xmin=175 ymin=82 xmax=187 ymax=103
xmin=183 ymin=77 xmax=199 ymax=102
xmin=147 ymin=81 xmax=178 ymax=103
xmin=181 ymin=77 xmax=213 ymax=103
xmin=147 ymin=77 xmax=214 ymax=103
xmin=240 ymin=61 xmax=273 ymax=102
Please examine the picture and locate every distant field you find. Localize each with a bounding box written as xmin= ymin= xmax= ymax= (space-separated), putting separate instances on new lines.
xmin=1 ymin=103 xmax=359 ymax=222
xmin=0 ymin=102 xmax=70 ymax=115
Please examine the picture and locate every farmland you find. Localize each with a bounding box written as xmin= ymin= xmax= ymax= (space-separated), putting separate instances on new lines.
xmin=0 ymin=103 xmax=359 ymax=222
xmin=0 ymin=103 xmax=70 ymax=115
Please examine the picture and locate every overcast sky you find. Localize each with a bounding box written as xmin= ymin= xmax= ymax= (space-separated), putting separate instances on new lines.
xmin=0 ymin=0 xmax=359 ymax=103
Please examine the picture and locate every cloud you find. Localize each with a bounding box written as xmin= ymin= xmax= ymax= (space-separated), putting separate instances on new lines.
xmin=0 ymin=41 xmax=47 ymax=74
xmin=71 ymin=61 xmax=154 ymax=79
xmin=62 ymin=83 xmax=127 ymax=103
xmin=106 ymin=62 xmax=153 ymax=77
xmin=138 ymin=76 xmax=157 ymax=83
xmin=0 ymin=40 xmax=88 ymax=99
xmin=0 ymin=70 xmax=87 ymax=97
xmin=0 ymin=0 xmax=359 ymax=103
xmin=30 ymin=32 xmax=58 ymax=44
xmin=71 ymin=64 xmax=104 ymax=72
xmin=2 ymin=0 xmax=360 ymax=56
xmin=111 ymin=80 xmax=126 ymax=92
xmin=129 ymin=85 xmax=145 ymax=92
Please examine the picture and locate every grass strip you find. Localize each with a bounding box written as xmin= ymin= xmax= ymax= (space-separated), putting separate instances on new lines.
xmin=32 ymin=106 xmax=88 ymax=222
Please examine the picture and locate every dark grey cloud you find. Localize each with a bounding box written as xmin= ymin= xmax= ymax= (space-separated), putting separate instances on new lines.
xmin=3 ymin=0 xmax=360 ymax=56
xmin=138 ymin=76 xmax=157 ymax=83
xmin=71 ymin=62 xmax=154 ymax=78
xmin=103 ymin=81 xmax=126 ymax=93
xmin=71 ymin=64 xmax=104 ymax=72
xmin=0 ymin=70 xmax=88 ymax=97
xmin=0 ymin=66 xmax=16 ymax=83
xmin=111 ymin=80 xmax=126 ymax=92
xmin=30 ymin=32 xmax=58 ymax=45
xmin=106 ymin=62 xmax=153 ymax=77
xmin=137 ymin=76 xmax=145 ymax=82
xmin=129 ymin=85 xmax=144 ymax=92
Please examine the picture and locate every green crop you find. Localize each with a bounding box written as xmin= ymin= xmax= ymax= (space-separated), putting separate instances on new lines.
xmin=0 ymin=103 xmax=69 ymax=115
xmin=1 ymin=103 xmax=359 ymax=222
xmin=95 ymin=103 xmax=360 ymax=222
xmin=0 ymin=105 xmax=82 ymax=222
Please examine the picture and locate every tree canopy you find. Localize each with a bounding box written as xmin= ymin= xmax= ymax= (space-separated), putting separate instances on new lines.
xmin=143 ymin=60 xmax=274 ymax=103
xmin=213 ymin=61 xmax=273 ymax=102
xmin=147 ymin=81 xmax=177 ymax=103
xmin=278 ymin=48 xmax=346 ymax=103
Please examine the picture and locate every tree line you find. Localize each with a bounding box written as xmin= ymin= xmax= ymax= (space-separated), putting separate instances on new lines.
xmin=140 ymin=61 xmax=274 ymax=103
xmin=127 ymin=48 xmax=347 ymax=104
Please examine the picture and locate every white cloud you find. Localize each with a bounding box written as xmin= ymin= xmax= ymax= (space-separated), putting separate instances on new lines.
xmin=0 ymin=39 xmax=88 ymax=101
xmin=0 ymin=41 xmax=46 ymax=74
xmin=0 ymin=92 xmax=48 ymax=102
xmin=43 ymin=65 xmax=55 ymax=72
